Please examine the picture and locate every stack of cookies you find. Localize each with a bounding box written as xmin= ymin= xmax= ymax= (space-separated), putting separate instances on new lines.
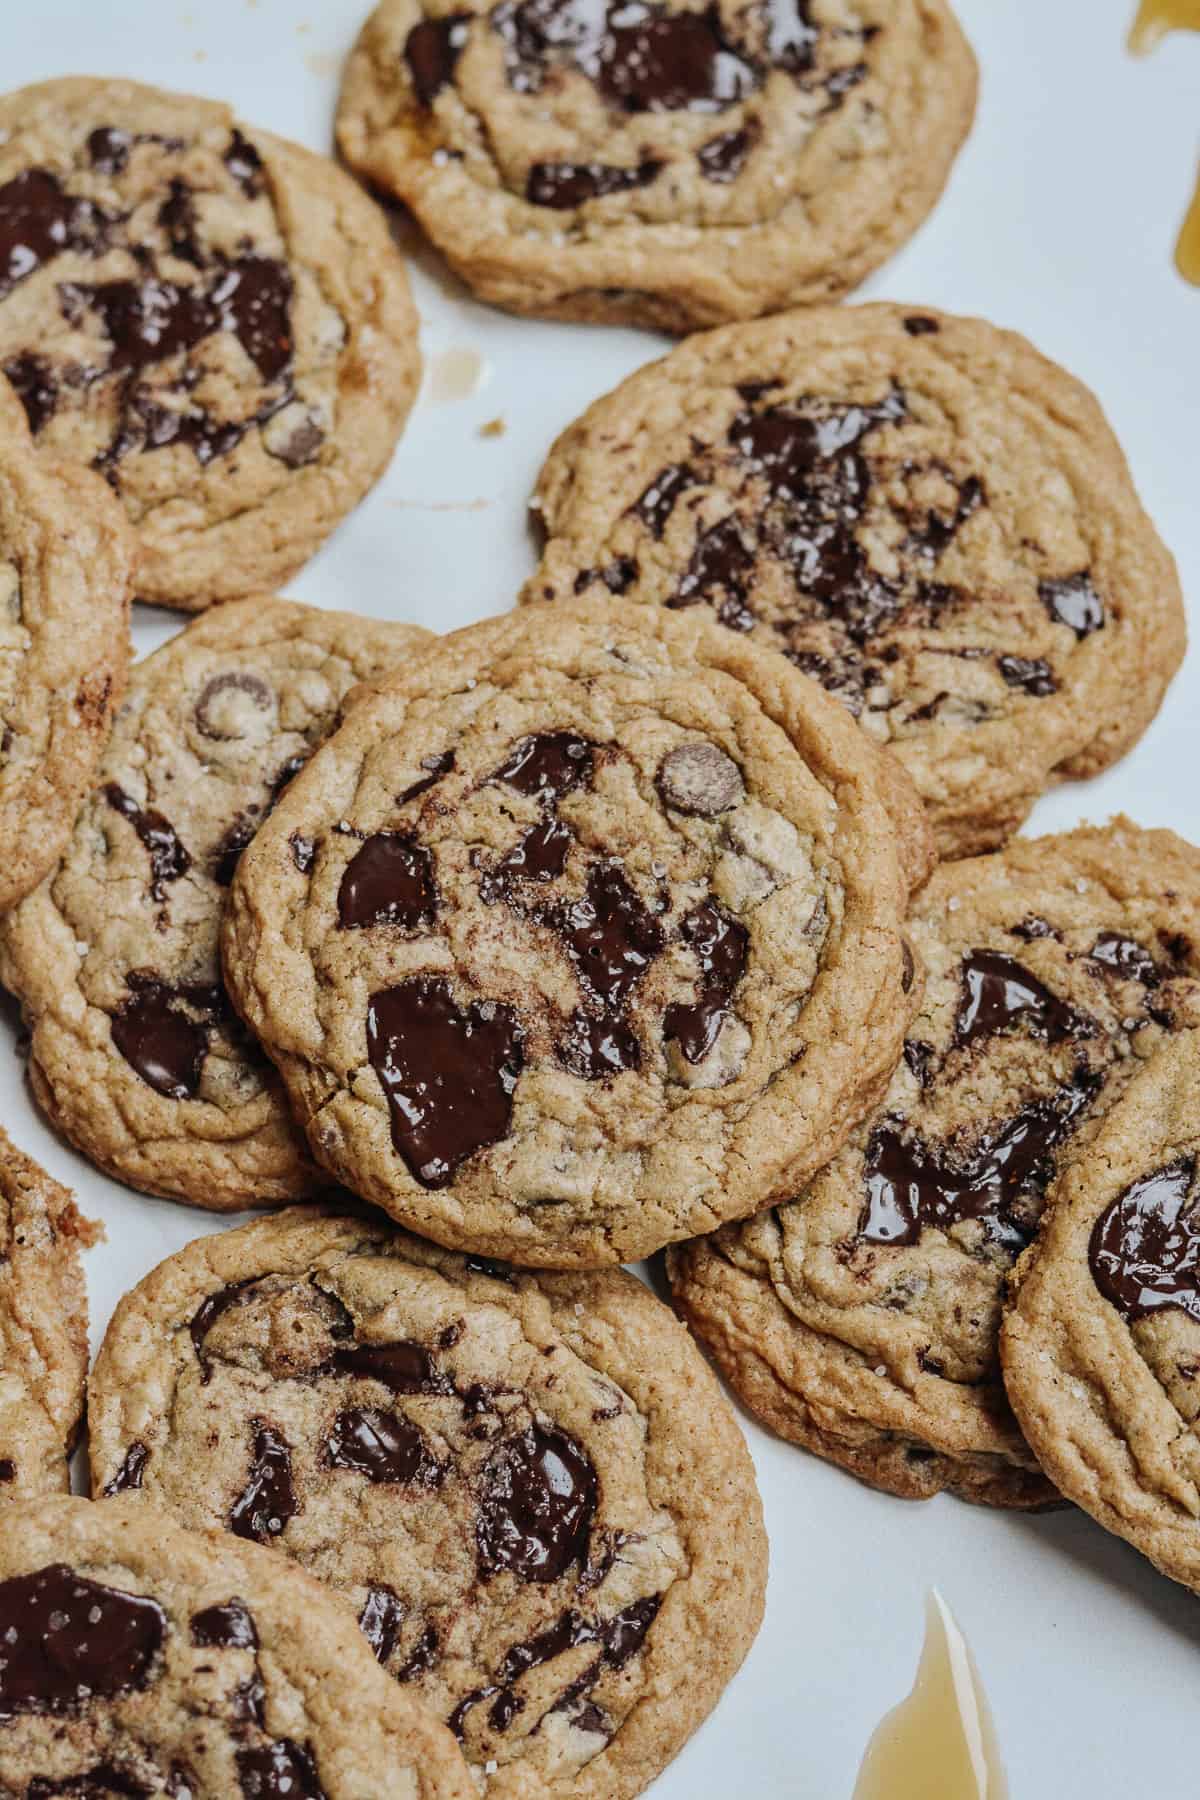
xmin=0 ymin=2 xmax=1195 ymax=1793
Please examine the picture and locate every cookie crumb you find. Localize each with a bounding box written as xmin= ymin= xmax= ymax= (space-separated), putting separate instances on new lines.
xmin=479 ymin=417 xmax=506 ymax=439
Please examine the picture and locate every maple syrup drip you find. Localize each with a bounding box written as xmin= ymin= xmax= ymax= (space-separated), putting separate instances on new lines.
xmin=1128 ymin=0 xmax=1200 ymax=53
xmin=853 ymin=1592 xmax=1008 ymax=1800
xmin=1175 ymin=169 xmax=1200 ymax=284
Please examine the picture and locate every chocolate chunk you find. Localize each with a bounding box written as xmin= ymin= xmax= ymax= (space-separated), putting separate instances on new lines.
xmin=601 ymin=1593 xmax=660 ymax=1666
xmin=860 ymin=1069 xmax=1102 ymax=1252
xmin=326 ymin=1406 xmax=443 ymax=1487
xmin=366 ymin=978 xmax=525 ymax=1187
xmin=66 ymin=257 xmax=293 ymax=385
xmin=4 ymin=351 xmax=59 ymax=433
xmin=574 ymin=557 xmax=637 ymax=595
xmin=110 ymin=977 xmax=225 ymax=1101
xmin=194 ymin=671 xmax=273 ymax=740
xmin=526 ymin=158 xmax=662 ymax=208
xmin=901 ymin=939 xmax=916 ymax=994
xmin=548 ymin=861 xmax=663 ymax=1010
xmin=492 ymin=732 xmax=595 ymax=801
xmin=337 ymin=833 xmax=437 ymax=930
xmin=27 ymin=1760 xmax=153 ymax=1797
xmin=236 ymin=1739 xmax=326 ymax=1800
xmin=1089 ymin=932 xmax=1159 ymax=986
xmin=1090 ymin=1156 xmax=1200 ymax=1324
xmin=395 ymin=1621 xmax=439 ymax=1682
xmin=0 ymin=1565 xmax=165 ymax=1717
xmin=224 ymin=128 xmax=265 ymax=198
xmin=0 ymin=169 xmax=104 ymax=301
xmin=954 ymin=949 xmax=1088 ymax=1049
xmin=0 ymin=1459 xmax=13 ymax=1482
xmin=103 ymin=1441 xmax=149 ymax=1496
xmin=663 ymin=898 xmax=749 ymax=1063
xmin=477 ymin=1424 xmax=597 ymax=1583
xmin=998 ymin=654 xmax=1057 ymax=697
xmin=158 ymin=179 xmax=204 ymax=265
xmin=902 ymin=1039 xmax=934 ymax=1087
xmin=902 ymin=314 xmax=939 ymax=336
xmin=494 ymin=0 xmax=760 ymax=110
xmin=190 ymin=1278 xmax=259 ymax=1380
xmin=398 ymin=750 xmax=456 ymax=806
xmin=191 ymin=1598 xmax=258 ymax=1649
xmin=480 ymin=814 xmax=574 ymax=904
xmin=557 ymin=1007 xmax=642 ymax=1078
xmin=104 ymin=783 xmax=191 ymax=899
xmin=908 ymin=473 xmax=984 ymax=560
xmin=358 ymin=1586 xmax=405 ymax=1664
xmin=212 ymin=812 xmax=259 ymax=886
xmin=633 ymin=463 xmax=694 ymax=536
xmin=1010 ymin=914 xmax=1061 ymax=942
xmin=327 ymin=1339 xmax=452 ymax=1393
xmin=228 ymin=1421 xmax=297 ymax=1542
xmin=406 ymin=14 xmax=471 ymax=105
xmin=656 ymin=741 xmax=744 ymax=816
xmin=289 ymin=832 xmax=316 ymax=874
xmin=670 ymin=516 xmax=755 ymax=626
xmin=1039 ymin=571 xmax=1105 ymax=639
xmin=698 ymin=125 xmax=753 ymax=181
xmin=88 ymin=127 xmax=133 ymax=175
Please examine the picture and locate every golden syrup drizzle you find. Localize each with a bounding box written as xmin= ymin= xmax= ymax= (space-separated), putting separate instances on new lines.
xmin=1174 ymin=163 xmax=1200 ymax=283
xmin=853 ymin=1591 xmax=1008 ymax=1800
xmin=1129 ymin=0 xmax=1200 ymax=53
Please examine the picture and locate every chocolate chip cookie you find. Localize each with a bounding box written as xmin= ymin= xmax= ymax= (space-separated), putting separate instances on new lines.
xmin=0 ymin=371 xmax=134 ymax=908
xmin=1003 ymin=1028 xmax=1200 ymax=1593
xmin=0 ymin=598 xmax=429 ymax=1211
xmin=669 ymin=821 xmax=1200 ymax=1505
xmin=88 ymin=1207 xmax=767 ymax=1797
xmin=336 ymin=0 xmax=976 ymax=331
xmin=0 ymin=1130 xmax=93 ymax=1501
xmin=0 ymin=78 xmax=420 ymax=610
xmin=221 ymin=597 xmax=921 ymax=1266
xmin=0 ymin=1492 xmax=473 ymax=1797
xmin=526 ymin=304 xmax=1185 ymax=858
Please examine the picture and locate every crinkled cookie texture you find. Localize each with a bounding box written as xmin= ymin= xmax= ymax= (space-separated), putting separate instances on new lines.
xmin=0 ymin=77 xmax=420 ymax=610
xmin=669 ymin=821 xmax=1200 ymax=1505
xmin=0 ymin=1493 xmax=473 ymax=1799
xmin=222 ymin=598 xmax=919 ymax=1266
xmin=89 ymin=1209 xmax=766 ymax=1798
xmin=1003 ymin=1028 xmax=1200 ymax=1594
xmin=0 ymin=374 xmax=134 ymax=909
xmin=0 ymin=598 xmax=430 ymax=1211
xmin=0 ymin=1130 xmax=93 ymax=1501
xmin=336 ymin=0 xmax=976 ymax=331
xmin=527 ymin=304 xmax=1185 ymax=859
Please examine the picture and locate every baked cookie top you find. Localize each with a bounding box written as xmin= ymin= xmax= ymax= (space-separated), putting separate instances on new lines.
xmin=0 ymin=78 xmax=420 ymax=610
xmin=1003 ymin=1028 xmax=1200 ymax=1594
xmin=0 ymin=1493 xmax=473 ymax=1799
xmin=669 ymin=821 xmax=1200 ymax=1505
xmin=527 ymin=305 xmax=1185 ymax=858
xmin=222 ymin=598 xmax=917 ymax=1265
xmin=0 ymin=374 xmax=134 ymax=909
xmin=88 ymin=1209 xmax=767 ymax=1799
xmin=0 ymin=598 xmax=429 ymax=1211
xmin=336 ymin=0 xmax=976 ymax=331
xmin=0 ymin=1129 xmax=92 ymax=1502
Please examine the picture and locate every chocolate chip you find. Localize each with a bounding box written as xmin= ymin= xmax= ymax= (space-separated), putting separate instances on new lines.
xmin=110 ymin=976 xmax=225 ymax=1100
xmin=1090 ymin=1156 xmax=1200 ymax=1323
xmin=224 ymin=128 xmax=265 ymax=198
xmin=1089 ymin=932 xmax=1159 ymax=986
xmin=0 ymin=1565 xmax=165 ymax=1718
xmin=228 ymin=1421 xmax=297 ymax=1542
xmin=476 ymin=1424 xmax=597 ymax=1583
xmin=1039 ymin=571 xmax=1105 ymax=639
xmin=337 ymin=833 xmax=437 ymax=930
xmin=526 ymin=158 xmax=662 ymax=208
xmin=194 ymin=670 xmax=274 ymax=740
xmin=656 ymin=741 xmax=744 ymax=816
xmin=492 ymin=732 xmax=595 ymax=801
xmin=0 ymin=1459 xmax=14 ymax=1483
xmin=235 ymin=1739 xmax=326 ymax=1800
xmin=104 ymin=784 xmax=191 ymax=899
xmin=265 ymin=412 xmax=324 ymax=468
xmin=954 ymin=950 xmax=1090 ymax=1049
xmin=191 ymin=1599 xmax=258 ymax=1649
xmin=103 ymin=1441 xmax=149 ymax=1496
xmin=327 ymin=1338 xmax=452 ymax=1393
xmin=405 ymin=14 xmax=471 ymax=104
xmin=326 ymin=1406 xmax=443 ymax=1487
xmin=663 ymin=898 xmax=748 ymax=1063
xmin=902 ymin=314 xmax=939 ymax=336
xmin=88 ymin=127 xmax=133 ymax=175
xmin=190 ymin=1279 xmax=259 ymax=1381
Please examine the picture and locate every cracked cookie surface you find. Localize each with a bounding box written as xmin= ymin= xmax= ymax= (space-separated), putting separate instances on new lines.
xmin=88 ymin=1207 xmax=767 ymax=1799
xmin=1003 ymin=1028 xmax=1200 ymax=1594
xmin=669 ymin=821 xmax=1200 ymax=1504
xmin=0 ymin=1492 xmax=473 ymax=1799
xmin=526 ymin=305 xmax=1185 ymax=858
xmin=222 ymin=598 xmax=919 ymax=1265
xmin=0 ymin=77 xmax=420 ymax=609
xmin=336 ymin=0 xmax=976 ymax=330
xmin=0 ymin=1130 xmax=93 ymax=1501
xmin=0 ymin=597 xmax=429 ymax=1210
xmin=0 ymin=373 xmax=134 ymax=908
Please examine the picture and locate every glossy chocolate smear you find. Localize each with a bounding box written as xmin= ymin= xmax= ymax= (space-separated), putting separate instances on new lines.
xmin=228 ymin=1421 xmax=297 ymax=1542
xmin=954 ymin=949 xmax=1088 ymax=1049
xmin=337 ymin=832 xmax=437 ymax=930
xmin=104 ymin=784 xmax=191 ymax=899
xmin=0 ymin=1564 xmax=165 ymax=1717
xmin=406 ymin=14 xmax=471 ymax=105
xmin=527 ymin=157 xmax=662 ymax=207
xmin=1039 ymin=571 xmax=1105 ymax=639
xmin=477 ymin=1424 xmax=598 ymax=1583
xmin=366 ymin=977 xmax=525 ymax=1186
xmin=492 ymin=731 xmax=595 ymax=801
xmin=663 ymin=898 xmax=748 ymax=1063
xmin=327 ymin=1338 xmax=452 ymax=1393
xmin=1091 ymin=1156 xmax=1200 ymax=1324
xmin=494 ymin=0 xmax=759 ymax=111
xmin=191 ymin=1598 xmax=258 ymax=1649
xmin=326 ymin=1406 xmax=443 ymax=1486
xmin=0 ymin=169 xmax=105 ymax=301
xmin=110 ymin=976 xmax=225 ymax=1101
xmin=236 ymin=1740 xmax=327 ymax=1800
xmin=358 ymin=1585 xmax=405 ymax=1665
xmin=103 ymin=1441 xmax=149 ymax=1496
xmin=859 ymin=1070 xmax=1102 ymax=1252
